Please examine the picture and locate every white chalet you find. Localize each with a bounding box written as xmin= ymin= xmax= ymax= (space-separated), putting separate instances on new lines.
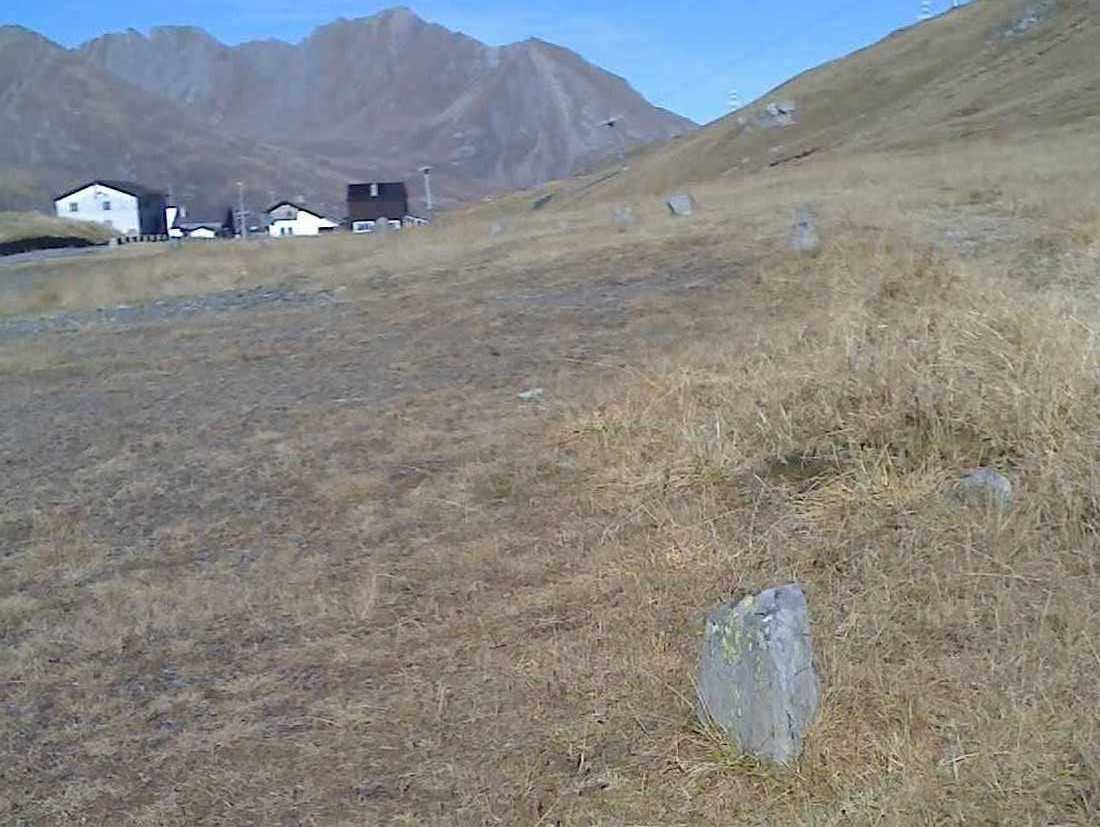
xmin=54 ymin=180 xmax=168 ymax=237
xmin=265 ymin=201 xmax=338 ymax=238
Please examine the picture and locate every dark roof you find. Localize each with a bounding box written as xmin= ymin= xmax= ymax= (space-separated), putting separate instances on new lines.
xmin=177 ymin=221 xmax=226 ymax=231
xmin=347 ymin=182 xmax=407 ymax=202
xmin=265 ymin=200 xmax=329 ymax=219
xmin=54 ymin=179 xmax=166 ymax=201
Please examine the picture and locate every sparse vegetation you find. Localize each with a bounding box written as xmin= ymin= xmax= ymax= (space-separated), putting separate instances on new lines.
xmin=2 ymin=128 xmax=1098 ymax=822
xmin=2 ymin=1 xmax=1100 ymax=823
xmin=0 ymin=210 xmax=115 ymax=246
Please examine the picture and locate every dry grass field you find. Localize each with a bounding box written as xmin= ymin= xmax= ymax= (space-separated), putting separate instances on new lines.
xmin=2 ymin=124 xmax=1098 ymax=825
xmin=3 ymin=2 xmax=1100 ymax=823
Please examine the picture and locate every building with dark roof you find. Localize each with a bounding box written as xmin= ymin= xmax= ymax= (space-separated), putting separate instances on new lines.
xmin=265 ymin=201 xmax=339 ymax=237
xmin=53 ymin=179 xmax=168 ymax=236
xmin=347 ymin=182 xmax=409 ymax=232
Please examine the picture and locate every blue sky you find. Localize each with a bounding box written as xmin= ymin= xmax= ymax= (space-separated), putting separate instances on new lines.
xmin=6 ymin=1 xmax=969 ymax=123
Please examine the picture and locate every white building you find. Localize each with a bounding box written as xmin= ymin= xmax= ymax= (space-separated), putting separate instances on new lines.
xmin=265 ymin=202 xmax=338 ymax=237
xmin=179 ymin=224 xmax=220 ymax=239
xmin=54 ymin=180 xmax=168 ymax=237
xmin=166 ymin=206 xmax=184 ymax=238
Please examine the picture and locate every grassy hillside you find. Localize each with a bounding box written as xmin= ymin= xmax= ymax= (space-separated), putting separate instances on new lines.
xmin=0 ymin=1 xmax=1098 ymax=824
xmin=0 ymin=210 xmax=115 ymax=245
xmin=559 ymin=0 xmax=1100 ymax=201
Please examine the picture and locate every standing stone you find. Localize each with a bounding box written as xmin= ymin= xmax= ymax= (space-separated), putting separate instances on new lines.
xmin=956 ymin=468 xmax=1013 ymax=509
xmin=759 ymin=101 xmax=797 ymax=128
xmin=696 ymin=583 xmax=820 ymax=765
xmin=613 ymin=206 xmax=635 ymax=227
xmin=790 ymin=206 xmax=821 ymax=254
xmin=666 ymin=193 xmax=696 ymax=217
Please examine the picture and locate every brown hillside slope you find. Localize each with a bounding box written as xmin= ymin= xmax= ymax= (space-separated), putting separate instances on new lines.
xmin=582 ymin=0 xmax=1099 ymax=199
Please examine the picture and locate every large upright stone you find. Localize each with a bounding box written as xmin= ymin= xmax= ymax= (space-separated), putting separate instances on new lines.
xmin=790 ymin=206 xmax=821 ymax=254
xmin=696 ymin=583 xmax=820 ymax=764
xmin=666 ymin=193 xmax=696 ymax=217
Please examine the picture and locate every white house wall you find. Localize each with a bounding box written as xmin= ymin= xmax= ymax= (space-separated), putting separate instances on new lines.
xmin=55 ymin=185 xmax=140 ymax=235
xmin=268 ymin=210 xmax=337 ymax=237
xmin=166 ymin=206 xmax=183 ymax=238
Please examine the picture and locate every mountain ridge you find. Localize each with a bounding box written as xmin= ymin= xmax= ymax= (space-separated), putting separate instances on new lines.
xmin=0 ymin=8 xmax=693 ymax=214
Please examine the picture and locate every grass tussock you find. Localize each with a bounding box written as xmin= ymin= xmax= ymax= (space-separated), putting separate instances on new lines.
xmin=562 ymin=231 xmax=1100 ymax=822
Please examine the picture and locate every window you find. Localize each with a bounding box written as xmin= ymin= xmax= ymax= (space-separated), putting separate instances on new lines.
xmin=102 ymin=200 xmax=111 ymax=211
xmin=370 ymin=183 xmax=379 ymax=198
xmin=69 ymin=202 xmax=78 ymax=213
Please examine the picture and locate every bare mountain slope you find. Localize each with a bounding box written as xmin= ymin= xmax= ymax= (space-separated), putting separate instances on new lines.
xmin=0 ymin=27 xmax=353 ymax=215
xmin=79 ymin=8 xmax=694 ymax=196
xmin=580 ymin=0 xmax=1100 ymax=200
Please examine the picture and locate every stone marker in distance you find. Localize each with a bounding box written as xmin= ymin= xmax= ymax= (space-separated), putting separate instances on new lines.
xmin=696 ymin=583 xmax=820 ymax=765
xmin=790 ymin=206 xmax=821 ymax=254
xmin=666 ymin=193 xmax=696 ymax=217
xmin=613 ymin=206 xmax=635 ymax=227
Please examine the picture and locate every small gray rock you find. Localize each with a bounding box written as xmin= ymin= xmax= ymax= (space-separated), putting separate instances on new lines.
xmin=666 ymin=194 xmax=696 ymax=217
xmin=759 ymin=101 xmax=797 ymax=128
xmin=613 ymin=206 xmax=635 ymax=227
xmin=490 ymin=221 xmax=506 ymax=238
xmin=790 ymin=207 xmax=821 ymax=254
xmin=956 ymin=468 xmax=1013 ymax=509
xmin=697 ymin=583 xmax=820 ymax=765
xmin=517 ymin=388 xmax=544 ymax=402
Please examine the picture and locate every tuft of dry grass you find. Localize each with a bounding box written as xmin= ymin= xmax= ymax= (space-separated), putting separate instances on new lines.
xmin=557 ymin=228 xmax=1100 ymax=823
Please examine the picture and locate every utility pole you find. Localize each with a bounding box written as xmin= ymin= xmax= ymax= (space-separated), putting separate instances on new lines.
xmin=601 ymin=118 xmax=627 ymax=169
xmin=237 ymin=181 xmax=248 ymax=238
xmin=420 ymin=166 xmax=434 ymax=221
xmin=919 ymin=0 xmax=933 ymax=20
xmin=727 ymin=90 xmax=741 ymax=113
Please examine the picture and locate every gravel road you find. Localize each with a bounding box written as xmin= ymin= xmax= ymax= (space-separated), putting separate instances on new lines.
xmin=0 ymin=285 xmax=339 ymax=342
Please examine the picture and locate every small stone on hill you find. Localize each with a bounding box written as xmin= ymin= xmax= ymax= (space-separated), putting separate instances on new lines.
xmin=613 ymin=206 xmax=635 ymax=226
xmin=759 ymin=101 xmax=797 ymax=128
xmin=666 ymin=194 xmax=696 ymax=217
xmin=518 ymin=388 xmax=544 ymax=402
xmin=696 ymin=583 xmax=820 ymax=765
xmin=790 ymin=206 xmax=821 ymax=254
xmin=956 ymin=468 xmax=1013 ymax=509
